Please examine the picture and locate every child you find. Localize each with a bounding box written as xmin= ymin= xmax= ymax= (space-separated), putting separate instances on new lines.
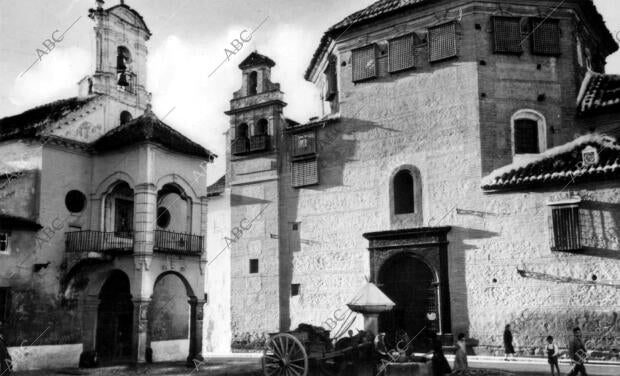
xmin=453 ymin=333 xmax=468 ymax=372
xmin=546 ymin=336 xmax=560 ymax=376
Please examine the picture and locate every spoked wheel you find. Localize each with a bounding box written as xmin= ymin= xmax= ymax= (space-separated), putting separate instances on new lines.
xmin=262 ymin=333 xmax=308 ymax=376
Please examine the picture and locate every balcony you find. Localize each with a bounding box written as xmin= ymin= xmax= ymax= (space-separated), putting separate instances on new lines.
xmin=65 ymin=230 xmax=203 ymax=256
xmin=231 ymin=137 xmax=250 ymax=155
xmin=250 ymin=134 xmax=270 ymax=152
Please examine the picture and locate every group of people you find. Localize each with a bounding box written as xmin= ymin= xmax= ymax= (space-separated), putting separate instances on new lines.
xmin=504 ymin=325 xmax=590 ymax=376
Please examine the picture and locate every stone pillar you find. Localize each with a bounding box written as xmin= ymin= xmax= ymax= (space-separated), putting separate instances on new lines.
xmin=80 ymin=296 xmax=100 ymax=353
xmin=131 ymin=298 xmax=151 ymax=364
xmin=187 ymin=298 xmax=205 ymax=365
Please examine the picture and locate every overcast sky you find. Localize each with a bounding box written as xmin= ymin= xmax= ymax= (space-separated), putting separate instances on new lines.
xmin=1 ymin=0 xmax=619 ymax=183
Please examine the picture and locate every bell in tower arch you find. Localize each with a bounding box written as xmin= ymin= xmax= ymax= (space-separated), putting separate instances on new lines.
xmin=117 ymin=72 xmax=129 ymax=87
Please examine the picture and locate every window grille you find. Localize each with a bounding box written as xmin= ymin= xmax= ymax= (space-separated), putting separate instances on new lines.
xmin=493 ymin=16 xmax=523 ymax=54
xmin=428 ymin=22 xmax=457 ymax=62
xmin=531 ymin=18 xmax=561 ymax=56
xmin=292 ymin=158 xmax=319 ymax=188
xmin=549 ymin=204 xmax=581 ymax=252
xmin=389 ymin=34 xmax=415 ymax=72
xmin=514 ymin=119 xmax=539 ymax=154
xmin=352 ymin=45 xmax=377 ymax=82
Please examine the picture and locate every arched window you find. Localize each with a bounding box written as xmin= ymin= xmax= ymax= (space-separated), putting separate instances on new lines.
xmin=255 ymin=119 xmax=268 ymax=136
xmin=394 ymin=170 xmax=414 ymax=214
xmin=511 ymin=110 xmax=546 ymax=155
xmin=248 ymin=71 xmax=258 ymax=95
xmin=237 ymin=123 xmax=249 ymax=139
xmin=120 ymin=111 xmax=133 ymax=125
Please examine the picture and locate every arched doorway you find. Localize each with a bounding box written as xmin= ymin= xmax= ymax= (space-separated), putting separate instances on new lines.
xmin=378 ymin=255 xmax=438 ymax=350
xmin=96 ymin=270 xmax=133 ymax=364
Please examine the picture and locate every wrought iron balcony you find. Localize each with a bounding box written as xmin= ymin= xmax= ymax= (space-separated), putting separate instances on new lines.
xmin=154 ymin=230 xmax=203 ymax=255
xmin=250 ymin=134 xmax=270 ymax=152
xmin=65 ymin=230 xmax=203 ymax=256
xmin=231 ymin=137 xmax=250 ymax=155
xmin=66 ymin=231 xmax=133 ymax=254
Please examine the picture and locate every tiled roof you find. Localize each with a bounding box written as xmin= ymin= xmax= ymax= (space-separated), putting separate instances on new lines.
xmin=305 ymin=0 xmax=617 ymax=80
xmin=238 ymin=51 xmax=276 ymax=69
xmin=207 ymin=175 xmax=226 ymax=197
xmin=0 ymin=96 xmax=101 ymax=142
xmin=481 ymin=134 xmax=620 ymax=191
xmin=577 ymin=71 xmax=620 ymax=116
xmin=92 ymin=108 xmax=217 ymax=160
xmin=0 ymin=214 xmax=42 ymax=230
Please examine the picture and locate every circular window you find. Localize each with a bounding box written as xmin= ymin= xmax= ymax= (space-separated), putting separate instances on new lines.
xmin=65 ymin=190 xmax=87 ymax=213
xmin=157 ymin=207 xmax=171 ymax=229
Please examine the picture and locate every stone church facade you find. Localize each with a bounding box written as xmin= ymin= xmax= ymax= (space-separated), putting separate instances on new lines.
xmin=211 ymin=0 xmax=620 ymax=357
xmin=0 ymin=1 xmax=214 ymax=370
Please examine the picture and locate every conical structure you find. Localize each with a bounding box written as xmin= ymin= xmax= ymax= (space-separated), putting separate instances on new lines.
xmin=347 ymin=282 xmax=395 ymax=314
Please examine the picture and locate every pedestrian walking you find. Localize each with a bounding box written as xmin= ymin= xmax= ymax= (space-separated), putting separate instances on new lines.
xmin=503 ymin=324 xmax=516 ymax=361
xmin=568 ymin=327 xmax=588 ymax=376
xmin=0 ymin=332 xmax=13 ymax=376
xmin=546 ymin=336 xmax=560 ymax=376
xmin=453 ymin=333 xmax=468 ymax=372
xmin=428 ymin=331 xmax=451 ymax=376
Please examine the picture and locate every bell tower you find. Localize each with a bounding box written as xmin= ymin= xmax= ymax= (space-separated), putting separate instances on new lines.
xmin=82 ymin=0 xmax=151 ymax=108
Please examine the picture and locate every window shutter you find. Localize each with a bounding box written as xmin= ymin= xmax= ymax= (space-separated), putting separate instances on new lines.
xmin=352 ymin=45 xmax=377 ymax=82
xmin=389 ymin=34 xmax=415 ymax=72
xmin=292 ymin=158 xmax=319 ymax=188
xmin=428 ymin=22 xmax=457 ymax=62
xmin=549 ymin=205 xmax=581 ymax=252
xmin=493 ymin=16 xmax=523 ymax=54
xmin=514 ymin=119 xmax=539 ymax=154
xmin=531 ymin=18 xmax=561 ymax=55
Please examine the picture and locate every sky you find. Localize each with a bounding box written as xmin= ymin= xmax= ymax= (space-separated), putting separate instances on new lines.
xmin=1 ymin=0 xmax=619 ymax=184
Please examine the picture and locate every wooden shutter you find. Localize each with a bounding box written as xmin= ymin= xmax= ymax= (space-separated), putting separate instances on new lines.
xmin=389 ymin=34 xmax=415 ymax=72
xmin=514 ymin=119 xmax=539 ymax=154
xmin=549 ymin=205 xmax=581 ymax=252
xmin=531 ymin=18 xmax=561 ymax=55
xmin=429 ymin=22 xmax=457 ymax=62
xmin=493 ymin=16 xmax=523 ymax=54
xmin=352 ymin=45 xmax=377 ymax=82
xmin=292 ymin=158 xmax=319 ymax=188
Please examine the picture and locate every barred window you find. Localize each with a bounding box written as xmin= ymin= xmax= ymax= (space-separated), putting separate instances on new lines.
xmin=0 ymin=287 xmax=10 ymax=322
xmin=0 ymin=232 xmax=8 ymax=253
xmin=352 ymin=45 xmax=377 ymax=82
xmin=291 ymin=132 xmax=316 ymax=157
xmin=549 ymin=202 xmax=581 ymax=252
xmin=389 ymin=34 xmax=415 ymax=72
xmin=531 ymin=18 xmax=561 ymax=56
xmin=428 ymin=22 xmax=457 ymax=62
xmin=493 ymin=16 xmax=523 ymax=54
xmin=514 ymin=118 xmax=539 ymax=154
xmin=292 ymin=158 xmax=319 ymax=188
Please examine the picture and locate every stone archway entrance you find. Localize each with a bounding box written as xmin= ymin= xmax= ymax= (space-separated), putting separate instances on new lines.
xmin=378 ymin=255 xmax=437 ymax=349
xmin=96 ymin=270 xmax=133 ymax=364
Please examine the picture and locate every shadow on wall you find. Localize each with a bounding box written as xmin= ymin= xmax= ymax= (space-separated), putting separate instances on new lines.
xmin=579 ymin=200 xmax=620 ymax=260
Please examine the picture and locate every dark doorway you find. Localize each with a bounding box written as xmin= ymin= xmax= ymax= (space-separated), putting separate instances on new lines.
xmin=114 ymin=198 xmax=133 ymax=236
xmin=378 ymin=255 xmax=437 ymax=350
xmin=96 ymin=271 xmax=133 ymax=365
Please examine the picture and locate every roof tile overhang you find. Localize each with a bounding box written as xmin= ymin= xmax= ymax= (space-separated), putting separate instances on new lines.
xmin=0 ymin=214 xmax=43 ymax=231
xmin=238 ymin=51 xmax=276 ymax=69
xmin=92 ymin=110 xmax=217 ymax=160
xmin=207 ymin=175 xmax=226 ymax=197
xmin=481 ymin=134 xmax=620 ymax=192
xmin=577 ymin=71 xmax=620 ymax=117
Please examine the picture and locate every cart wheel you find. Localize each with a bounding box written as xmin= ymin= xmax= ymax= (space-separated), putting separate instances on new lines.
xmin=262 ymin=333 xmax=308 ymax=376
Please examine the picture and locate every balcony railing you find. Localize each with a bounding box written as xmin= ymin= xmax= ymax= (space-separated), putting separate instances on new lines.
xmin=65 ymin=230 xmax=203 ymax=256
xmin=66 ymin=231 xmax=133 ymax=254
xmin=250 ymin=134 xmax=270 ymax=152
xmin=232 ymin=137 xmax=250 ymax=155
xmin=154 ymin=230 xmax=203 ymax=255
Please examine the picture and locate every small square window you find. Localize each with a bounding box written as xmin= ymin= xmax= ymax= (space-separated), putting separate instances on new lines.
xmin=0 ymin=233 xmax=9 ymax=254
xmin=531 ymin=18 xmax=561 ymax=56
xmin=492 ymin=16 xmax=523 ymax=54
xmin=292 ymin=158 xmax=319 ymax=188
xmin=291 ymin=284 xmax=300 ymax=296
xmin=428 ymin=22 xmax=457 ymax=62
xmin=352 ymin=45 xmax=377 ymax=82
xmin=292 ymin=223 xmax=300 ymax=231
xmin=388 ymin=34 xmax=415 ymax=72
xmin=249 ymin=259 xmax=259 ymax=274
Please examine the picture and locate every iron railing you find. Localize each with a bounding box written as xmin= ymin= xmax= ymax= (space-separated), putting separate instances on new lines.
xmin=250 ymin=134 xmax=270 ymax=152
xmin=232 ymin=137 xmax=250 ymax=155
xmin=65 ymin=231 xmax=133 ymax=253
xmin=154 ymin=230 xmax=203 ymax=255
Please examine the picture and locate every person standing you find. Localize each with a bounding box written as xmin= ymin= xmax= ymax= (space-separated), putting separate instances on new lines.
xmin=546 ymin=336 xmax=560 ymax=376
xmin=503 ymin=324 xmax=516 ymax=361
xmin=568 ymin=327 xmax=588 ymax=376
xmin=426 ymin=331 xmax=451 ymax=376
xmin=0 ymin=332 xmax=12 ymax=376
xmin=453 ymin=333 xmax=468 ymax=372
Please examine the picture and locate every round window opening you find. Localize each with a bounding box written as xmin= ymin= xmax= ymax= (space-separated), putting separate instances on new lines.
xmin=65 ymin=190 xmax=87 ymax=213
xmin=157 ymin=207 xmax=171 ymax=229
